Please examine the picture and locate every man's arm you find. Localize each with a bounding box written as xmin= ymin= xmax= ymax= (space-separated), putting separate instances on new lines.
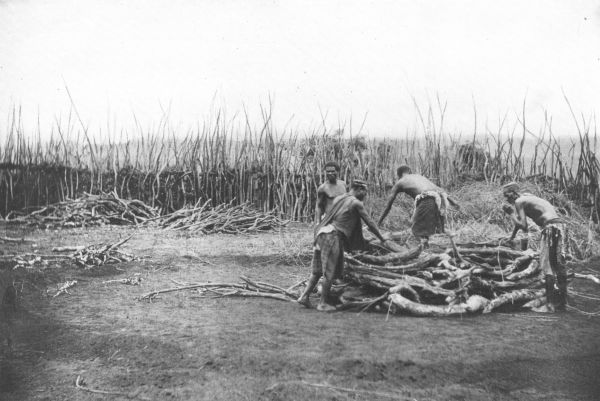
xmin=315 ymin=187 xmax=326 ymax=223
xmin=356 ymin=201 xmax=386 ymax=243
xmin=504 ymin=202 xmax=528 ymax=240
xmin=447 ymin=195 xmax=460 ymax=210
xmin=378 ymin=183 xmax=401 ymax=226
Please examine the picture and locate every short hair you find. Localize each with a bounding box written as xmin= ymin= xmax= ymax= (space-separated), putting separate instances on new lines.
xmin=351 ymin=179 xmax=368 ymax=190
xmin=324 ymin=161 xmax=340 ymax=172
xmin=502 ymin=182 xmax=520 ymax=195
xmin=397 ymin=165 xmax=411 ymax=177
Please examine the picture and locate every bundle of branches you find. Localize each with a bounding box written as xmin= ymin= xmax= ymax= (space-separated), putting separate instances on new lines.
xmin=32 ymin=236 xmax=139 ymax=268
xmin=139 ymin=276 xmax=303 ymax=301
xmin=2 ymin=237 xmax=137 ymax=270
xmin=154 ymin=200 xmax=288 ymax=234
xmin=5 ymin=191 xmax=158 ymax=228
xmin=337 ymin=239 xmax=557 ymax=316
xmin=68 ymin=236 xmax=137 ymax=267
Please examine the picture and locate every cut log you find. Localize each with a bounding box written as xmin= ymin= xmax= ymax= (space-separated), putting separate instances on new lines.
xmin=388 ymin=293 xmax=489 ymax=316
xmin=573 ymin=273 xmax=600 ymax=285
xmin=506 ymin=260 xmax=540 ymax=281
xmin=457 ymin=240 xmax=505 ymax=248
xmin=345 ymin=269 xmax=457 ymax=300
xmin=482 ymin=289 xmax=545 ymax=313
xmin=351 ymin=246 xmax=421 ymax=266
xmin=522 ymin=297 xmax=546 ymax=309
xmin=452 ymin=247 xmax=532 ymax=259
xmin=346 ymin=253 xmax=448 ymax=275
xmin=388 ymin=283 xmax=421 ymax=303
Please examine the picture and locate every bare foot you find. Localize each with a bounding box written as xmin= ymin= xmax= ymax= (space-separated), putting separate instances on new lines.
xmin=532 ymin=304 xmax=555 ymax=313
xmin=316 ymin=303 xmax=337 ymax=312
xmin=297 ymin=296 xmax=312 ymax=308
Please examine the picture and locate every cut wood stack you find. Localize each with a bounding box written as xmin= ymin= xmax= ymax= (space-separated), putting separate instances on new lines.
xmin=154 ymin=200 xmax=288 ymax=234
xmin=339 ymin=239 xmax=551 ymax=316
xmin=5 ymin=191 xmax=158 ymax=228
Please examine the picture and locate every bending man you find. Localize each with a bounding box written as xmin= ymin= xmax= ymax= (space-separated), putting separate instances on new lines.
xmin=502 ymin=182 xmax=569 ymax=312
xmin=378 ymin=165 xmax=458 ymax=248
xmin=298 ymin=180 xmax=389 ymax=311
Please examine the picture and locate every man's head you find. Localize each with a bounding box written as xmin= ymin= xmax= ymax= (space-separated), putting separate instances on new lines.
xmin=397 ymin=165 xmax=411 ymax=178
xmin=351 ymin=179 xmax=368 ymax=200
xmin=502 ymin=182 xmax=520 ymax=203
xmin=324 ymin=161 xmax=340 ymax=183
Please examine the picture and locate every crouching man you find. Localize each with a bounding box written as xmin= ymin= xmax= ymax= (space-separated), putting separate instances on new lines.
xmin=502 ymin=182 xmax=569 ymax=312
xmin=297 ymin=179 xmax=390 ymax=311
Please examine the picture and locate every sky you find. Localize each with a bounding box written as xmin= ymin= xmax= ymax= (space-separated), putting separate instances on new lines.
xmin=1 ymin=0 xmax=599 ymax=140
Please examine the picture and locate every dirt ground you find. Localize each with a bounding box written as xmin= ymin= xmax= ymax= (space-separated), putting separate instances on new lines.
xmin=1 ymin=222 xmax=600 ymax=401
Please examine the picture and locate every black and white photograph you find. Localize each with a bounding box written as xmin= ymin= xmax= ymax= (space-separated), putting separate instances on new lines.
xmin=1 ymin=1 xmax=599 ymax=400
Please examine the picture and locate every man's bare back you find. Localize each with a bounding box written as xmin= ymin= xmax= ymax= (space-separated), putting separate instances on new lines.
xmin=391 ymin=174 xmax=440 ymax=199
xmin=515 ymin=195 xmax=560 ymax=228
xmin=503 ymin=183 xmax=561 ymax=240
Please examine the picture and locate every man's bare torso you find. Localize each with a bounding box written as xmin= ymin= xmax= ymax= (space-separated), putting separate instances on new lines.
xmin=318 ymin=180 xmax=346 ymax=215
xmin=516 ymin=195 xmax=560 ymax=227
xmin=393 ymin=174 xmax=439 ymax=199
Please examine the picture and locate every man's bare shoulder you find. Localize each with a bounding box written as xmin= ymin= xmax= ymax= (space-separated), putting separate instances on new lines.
xmin=517 ymin=194 xmax=555 ymax=210
xmin=349 ymin=197 xmax=364 ymax=208
xmin=321 ymin=181 xmax=346 ymax=197
xmin=394 ymin=174 xmax=437 ymax=194
xmin=516 ymin=194 xmax=544 ymax=206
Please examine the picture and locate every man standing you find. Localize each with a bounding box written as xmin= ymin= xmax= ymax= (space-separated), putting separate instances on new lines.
xmin=298 ymin=180 xmax=389 ymax=311
xmin=502 ymin=182 xmax=569 ymax=312
xmin=315 ymin=161 xmax=347 ymax=223
xmin=378 ymin=165 xmax=458 ymax=248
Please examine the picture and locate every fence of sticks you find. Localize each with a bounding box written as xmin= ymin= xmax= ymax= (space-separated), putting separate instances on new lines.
xmin=2 ymin=112 xmax=599 ymax=223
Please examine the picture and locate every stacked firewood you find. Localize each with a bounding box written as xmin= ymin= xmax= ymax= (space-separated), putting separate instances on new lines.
xmin=5 ymin=192 xmax=158 ymax=228
xmin=155 ymin=200 xmax=288 ymax=233
xmin=68 ymin=236 xmax=137 ymax=267
xmin=338 ymin=240 xmax=550 ymax=316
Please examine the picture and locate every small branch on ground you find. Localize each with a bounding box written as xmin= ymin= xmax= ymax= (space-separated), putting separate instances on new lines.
xmin=75 ymin=375 xmax=147 ymax=399
xmin=573 ymin=273 xmax=600 ymax=285
xmin=266 ymin=380 xmax=415 ymax=400
xmin=51 ymin=280 xmax=77 ymax=297
xmin=0 ymin=236 xmax=34 ymax=243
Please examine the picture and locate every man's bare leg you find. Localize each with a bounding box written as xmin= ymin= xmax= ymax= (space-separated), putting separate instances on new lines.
xmin=533 ymin=274 xmax=556 ymax=313
xmin=555 ymin=271 xmax=568 ymax=311
xmin=316 ymin=278 xmax=336 ymax=312
xmin=297 ymin=273 xmax=320 ymax=308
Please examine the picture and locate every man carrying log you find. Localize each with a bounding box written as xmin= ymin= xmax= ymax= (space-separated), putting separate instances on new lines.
xmin=315 ymin=161 xmax=347 ymax=223
xmin=378 ymin=165 xmax=459 ymax=249
xmin=502 ymin=182 xmax=569 ymax=312
xmin=298 ymin=179 xmax=390 ymax=311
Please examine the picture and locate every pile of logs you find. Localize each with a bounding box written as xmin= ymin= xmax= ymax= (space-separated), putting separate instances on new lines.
xmin=154 ymin=200 xmax=288 ymax=234
xmin=339 ymin=240 xmax=550 ymax=316
xmin=4 ymin=193 xmax=288 ymax=234
xmin=5 ymin=192 xmax=158 ymax=228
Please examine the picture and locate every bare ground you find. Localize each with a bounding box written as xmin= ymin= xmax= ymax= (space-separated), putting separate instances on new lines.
xmin=1 ymin=223 xmax=600 ymax=401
